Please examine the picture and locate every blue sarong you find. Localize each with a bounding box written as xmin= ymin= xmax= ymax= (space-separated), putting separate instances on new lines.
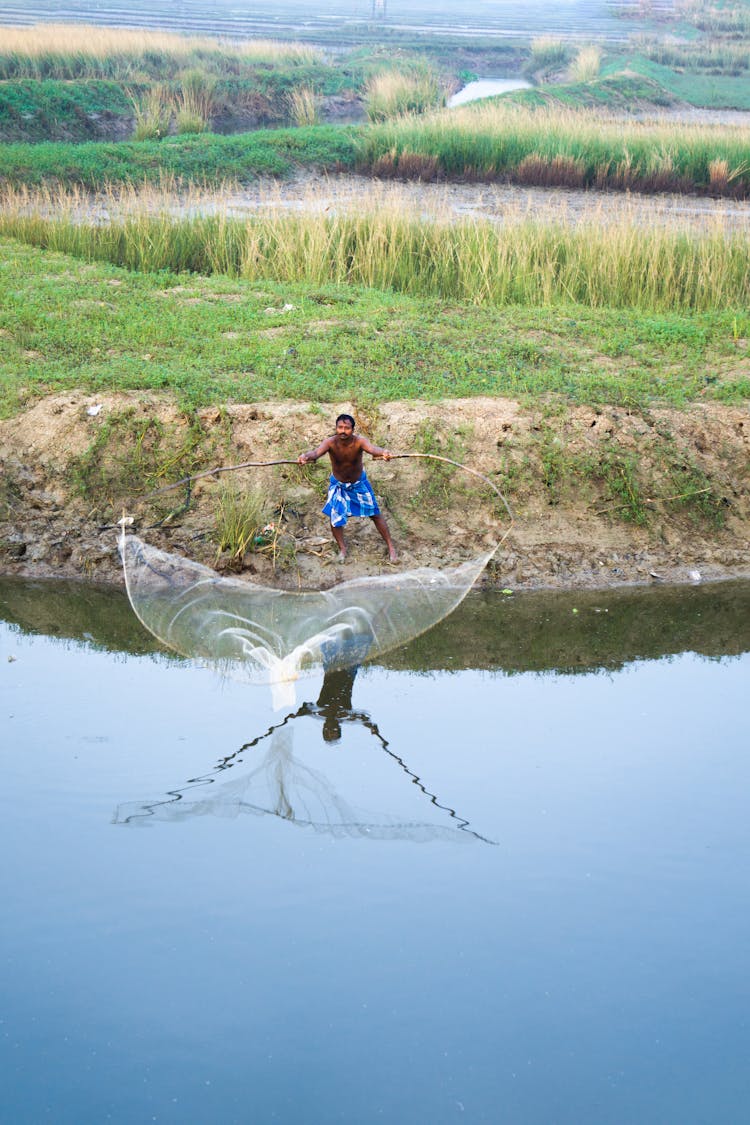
xmin=322 ymin=472 xmax=381 ymax=528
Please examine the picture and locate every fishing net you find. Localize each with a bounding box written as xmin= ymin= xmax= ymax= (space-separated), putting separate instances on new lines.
xmin=113 ymin=691 xmax=495 ymax=844
xmin=120 ymin=530 xmax=495 ymax=698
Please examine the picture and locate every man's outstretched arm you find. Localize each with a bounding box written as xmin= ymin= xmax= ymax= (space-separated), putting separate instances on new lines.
xmin=298 ymin=438 xmax=332 ymax=464
xmin=360 ymin=437 xmax=392 ymax=460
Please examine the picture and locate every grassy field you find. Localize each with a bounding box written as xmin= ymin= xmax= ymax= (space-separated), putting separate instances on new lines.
xmin=1 ymin=237 xmax=747 ymax=420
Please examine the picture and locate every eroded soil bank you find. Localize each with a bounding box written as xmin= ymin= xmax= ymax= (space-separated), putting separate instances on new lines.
xmin=1 ymin=392 xmax=748 ymax=591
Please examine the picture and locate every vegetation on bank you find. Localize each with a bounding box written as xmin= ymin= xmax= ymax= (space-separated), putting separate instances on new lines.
xmin=1 ymin=98 xmax=749 ymax=196
xmin=1 ymin=187 xmax=748 ymax=315
xmin=360 ymin=103 xmax=750 ymax=197
xmin=1 ymin=237 xmax=747 ymax=422
xmin=0 ymin=24 xmax=456 ymax=142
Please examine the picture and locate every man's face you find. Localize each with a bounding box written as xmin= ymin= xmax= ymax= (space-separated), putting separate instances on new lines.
xmin=335 ymin=419 xmax=354 ymax=441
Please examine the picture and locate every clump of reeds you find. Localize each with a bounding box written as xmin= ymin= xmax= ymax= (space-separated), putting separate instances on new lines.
xmin=570 ymin=45 xmax=602 ymax=83
xmin=1 ymin=182 xmax=748 ymax=314
xmin=286 ymin=86 xmax=319 ymax=128
xmin=214 ymin=483 xmax=269 ymax=564
xmin=130 ymin=85 xmax=171 ymax=141
xmin=173 ymin=70 xmax=218 ymax=134
xmin=530 ymin=37 xmax=570 ymax=68
xmin=365 ymin=70 xmax=444 ymax=122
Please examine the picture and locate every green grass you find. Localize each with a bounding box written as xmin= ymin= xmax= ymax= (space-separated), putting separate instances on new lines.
xmin=508 ymin=74 xmax=675 ymax=113
xmin=1 ymin=238 xmax=748 ymax=418
xmin=0 ymin=125 xmax=359 ymax=187
xmin=606 ymin=54 xmax=750 ymax=110
xmin=0 ymin=80 xmax=134 ymax=142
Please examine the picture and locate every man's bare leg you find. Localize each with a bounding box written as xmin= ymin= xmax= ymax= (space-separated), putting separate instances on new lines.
xmin=371 ymin=515 xmax=397 ymax=562
xmin=330 ymin=522 xmax=347 ymax=560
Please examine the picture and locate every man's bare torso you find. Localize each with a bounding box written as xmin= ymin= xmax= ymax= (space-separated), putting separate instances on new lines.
xmin=326 ymin=434 xmax=366 ymax=483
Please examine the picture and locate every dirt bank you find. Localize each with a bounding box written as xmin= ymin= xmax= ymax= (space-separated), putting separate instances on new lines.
xmin=1 ymin=392 xmax=748 ymax=591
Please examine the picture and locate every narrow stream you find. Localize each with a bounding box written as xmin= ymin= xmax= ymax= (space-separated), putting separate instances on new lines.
xmin=2 ymin=578 xmax=749 ymax=1123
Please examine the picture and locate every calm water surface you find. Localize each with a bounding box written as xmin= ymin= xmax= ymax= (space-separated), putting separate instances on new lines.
xmin=2 ymin=579 xmax=749 ymax=1124
xmin=448 ymin=78 xmax=532 ymax=107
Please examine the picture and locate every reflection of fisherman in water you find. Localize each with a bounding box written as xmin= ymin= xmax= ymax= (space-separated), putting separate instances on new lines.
xmin=115 ymin=668 xmax=495 ymax=844
xmin=298 ymin=666 xmax=367 ymax=743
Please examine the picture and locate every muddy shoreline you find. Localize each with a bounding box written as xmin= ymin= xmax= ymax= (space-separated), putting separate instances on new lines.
xmin=2 ymin=393 xmax=748 ymax=594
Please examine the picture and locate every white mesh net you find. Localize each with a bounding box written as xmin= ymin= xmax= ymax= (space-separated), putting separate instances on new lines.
xmin=119 ymin=531 xmax=496 ymax=692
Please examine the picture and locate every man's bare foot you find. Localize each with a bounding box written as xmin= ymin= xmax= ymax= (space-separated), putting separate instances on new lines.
xmin=388 ymin=546 xmax=398 ymax=563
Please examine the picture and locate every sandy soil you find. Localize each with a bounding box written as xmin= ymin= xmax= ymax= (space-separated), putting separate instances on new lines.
xmin=1 ymin=392 xmax=748 ymax=592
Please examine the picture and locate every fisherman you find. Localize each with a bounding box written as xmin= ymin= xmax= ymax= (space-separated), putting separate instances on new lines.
xmin=297 ymin=413 xmax=397 ymax=562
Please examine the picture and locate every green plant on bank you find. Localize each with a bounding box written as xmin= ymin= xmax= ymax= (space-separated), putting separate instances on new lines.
xmin=650 ymin=430 xmax=729 ymax=528
xmin=286 ymin=86 xmax=319 ymax=127
xmin=214 ymin=482 xmax=269 ymax=564
xmin=582 ymin=448 xmax=649 ymax=525
xmin=411 ymin=419 xmax=462 ymax=506
xmin=129 ymin=85 xmax=171 ymax=141
xmin=668 ymin=459 xmax=727 ymax=528
xmin=536 ymin=424 xmax=572 ymax=506
xmin=67 ymin=408 xmax=209 ymax=514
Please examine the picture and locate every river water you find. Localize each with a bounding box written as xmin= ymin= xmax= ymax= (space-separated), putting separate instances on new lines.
xmin=447 ymin=77 xmax=532 ymax=107
xmin=2 ymin=578 xmax=750 ymax=1124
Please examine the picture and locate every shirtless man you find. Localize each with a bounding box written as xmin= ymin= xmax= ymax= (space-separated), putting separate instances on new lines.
xmin=297 ymin=414 xmax=397 ymax=561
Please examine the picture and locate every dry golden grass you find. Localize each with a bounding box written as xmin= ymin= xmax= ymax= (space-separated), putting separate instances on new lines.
xmin=0 ymin=23 xmax=320 ymax=63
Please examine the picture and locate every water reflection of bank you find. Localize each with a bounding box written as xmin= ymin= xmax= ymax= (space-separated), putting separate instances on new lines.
xmin=2 ymin=576 xmax=749 ymax=677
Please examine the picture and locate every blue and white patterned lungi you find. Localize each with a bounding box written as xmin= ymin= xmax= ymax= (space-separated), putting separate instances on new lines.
xmin=322 ymin=472 xmax=381 ymax=527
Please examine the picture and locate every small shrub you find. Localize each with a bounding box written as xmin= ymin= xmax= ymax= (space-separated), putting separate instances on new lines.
xmin=68 ymin=409 xmax=207 ymax=513
xmin=214 ymin=482 xmax=268 ymax=564
xmin=585 ymin=448 xmax=648 ymax=525
xmin=570 ymin=46 xmax=602 ymax=84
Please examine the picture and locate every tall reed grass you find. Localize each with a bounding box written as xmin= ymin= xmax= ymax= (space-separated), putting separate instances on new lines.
xmin=365 ymin=70 xmax=444 ymax=122
xmin=359 ymin=103 xmax=750 ymax=196
xmin=570 ymin=46 xmax=602 ymax=83
xmin=0 ymin=183 xmax=747 ymax=313
xmin=530 ymin=37 xmax=570 ymax=68
xmin=0 ymin=24 xmax=321 ymax=80
xmin=286 ymin=86 xmax=319 ymax=127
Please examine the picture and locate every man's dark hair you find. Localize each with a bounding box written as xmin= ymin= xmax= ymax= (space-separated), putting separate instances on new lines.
xmin=336 ymin=413 xmax=355 ymax=428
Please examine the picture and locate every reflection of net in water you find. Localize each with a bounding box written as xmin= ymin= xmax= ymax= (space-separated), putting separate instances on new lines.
xmin=120 ymin=532 xmax=496 ymax=693
xmin=113 ymin=681 xmax=496 ymax=844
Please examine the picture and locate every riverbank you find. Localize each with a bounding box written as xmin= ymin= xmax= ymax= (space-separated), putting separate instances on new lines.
xmin=1 ymin=392 xmax=748 ymax=592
